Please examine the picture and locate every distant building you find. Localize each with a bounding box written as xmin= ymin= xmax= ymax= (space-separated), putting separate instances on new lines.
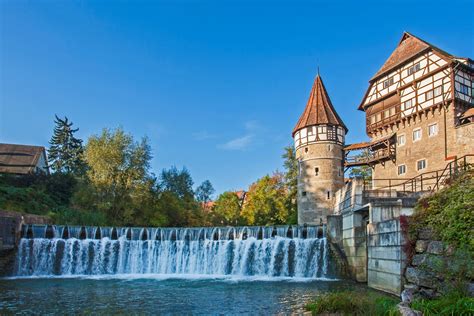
xmin=0 ymin=143 xmax=49 ymax=175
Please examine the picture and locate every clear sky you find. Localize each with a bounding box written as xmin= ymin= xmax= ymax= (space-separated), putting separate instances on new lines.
xmin=1 ymin=0 xmax=473 ymax=195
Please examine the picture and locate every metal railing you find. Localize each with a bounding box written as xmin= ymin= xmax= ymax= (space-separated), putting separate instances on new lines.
xmin=365 ymin=154 xmax=473 ymax=193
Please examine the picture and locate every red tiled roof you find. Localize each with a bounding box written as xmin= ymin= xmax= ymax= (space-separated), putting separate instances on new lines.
xmin=293 ymin=74 xmax=347 ymax=136
xmin=461 ymin=108 xmax=474 ymax=119
xmin=371 ymin=32 xmax=452 ymax=82
xmin=0 ymin=143 xmax=48 ymax=175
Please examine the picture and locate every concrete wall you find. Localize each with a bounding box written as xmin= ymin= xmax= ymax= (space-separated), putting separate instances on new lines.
xmin=366 ymin=199 xmax=415 ymax=295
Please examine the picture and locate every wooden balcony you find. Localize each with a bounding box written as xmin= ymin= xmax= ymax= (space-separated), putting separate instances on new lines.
xmin=344 ymin=134 xmax=396 ymax=167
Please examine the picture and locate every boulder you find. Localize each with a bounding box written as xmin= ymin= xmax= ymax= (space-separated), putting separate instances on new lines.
xmin=405 ymin=267 xmax=438 ymax=289
xmin=415 ymin=240 xmax=428 ymax=253
xmin=401 ymin=288 xmax=415 ymax=303
xmin=397 ymin=303 xmax=422 ymax=316
xmin=411 ymin=254 xmax=427 ymax=266
xmin=419 ymin=288 xmax=436 ymax=299
xmin=427 ymin=241 xmax=444 ymax=255
xmin=468 ymin=282 xmax=474 ymax=298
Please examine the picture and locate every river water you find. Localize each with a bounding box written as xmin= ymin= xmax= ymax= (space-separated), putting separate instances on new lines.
xmin=0 ymin=276 xmax=367 ymax=314
xmin=2 ymin=225 xmax=363 ymax=314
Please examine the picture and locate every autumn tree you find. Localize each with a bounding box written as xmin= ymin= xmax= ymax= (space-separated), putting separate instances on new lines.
xmin=241 ymin=173 xmax=288 ymax=225
xmin=282 ymin=145 xmax=298 ymax=224
xmin=81 ymin=127 xmax=152 ymax=224
xmin=211 ymin=191 xmax=242 ymax=225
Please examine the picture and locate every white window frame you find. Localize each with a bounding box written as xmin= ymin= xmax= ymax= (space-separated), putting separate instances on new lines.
xmin=433 ymin=86 xmax=442 ymax=97
xmin=397 ymin=134 xmax=406 ymax=147
xmin=398 ymin=164 xmax=406 ymax=175
xmin=413 ymin=128 xmax=422 ymax=142
xmin=416 ymin=159 xmax=427 ymax=171
xmin=428 ymin=123 xmax=438 ymax=137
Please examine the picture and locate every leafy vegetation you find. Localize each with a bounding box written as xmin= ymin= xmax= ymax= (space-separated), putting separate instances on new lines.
xmin=0 ymin=116 xmax=298 ymax=227
xmin=305 ymin=290 xmax=399 ymax=315
xmin=411 ymin=292 xmax=474 ymax=316
xmin=409 ymin=170 xmax=474 ymax=252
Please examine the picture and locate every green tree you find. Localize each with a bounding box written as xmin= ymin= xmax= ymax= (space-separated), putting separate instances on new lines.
xmin=48 ymin=115 xmax=86 ymax=175
xmin=282 ymin=145 xmax=298 ymax=224
xmin=82 ymin=127 xmax=152 ymax=224
xmin=196 ymin=180 xmax=215 ymax=203
xmin=211 ymin=191 xmax=242 ymax=225
xmin=159 ymin=166 xmax=195 ymax=200
xmin=241 ymin=173 xmax=288 ymax=225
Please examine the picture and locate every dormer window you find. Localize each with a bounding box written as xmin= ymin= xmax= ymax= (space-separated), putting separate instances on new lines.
xmin=407 ymin=63 xmax=420 ymax=75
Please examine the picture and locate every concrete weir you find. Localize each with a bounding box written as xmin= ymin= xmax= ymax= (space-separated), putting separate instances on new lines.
xmin=327 ymin=177 xmax=419 ymax=295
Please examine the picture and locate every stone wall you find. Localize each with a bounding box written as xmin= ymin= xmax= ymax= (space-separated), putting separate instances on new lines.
xmin=403 ymin=229 xmax=474 ymax=299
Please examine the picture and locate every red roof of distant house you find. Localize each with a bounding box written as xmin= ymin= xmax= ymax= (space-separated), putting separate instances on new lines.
xmin=235 ymin=190 xmax=246 ymax=200
xmin=293 ymin=74 xmax=347 ymax=136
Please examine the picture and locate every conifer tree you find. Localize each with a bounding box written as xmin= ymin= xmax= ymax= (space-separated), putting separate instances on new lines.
xmin=48 ymin=115 xmax=85 ymax=175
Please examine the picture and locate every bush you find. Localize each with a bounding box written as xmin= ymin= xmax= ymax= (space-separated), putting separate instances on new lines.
xmin=305 ymin=290 xmax=399 ymax=315
xmin=410 ymin=171 xmax=474 ymax=253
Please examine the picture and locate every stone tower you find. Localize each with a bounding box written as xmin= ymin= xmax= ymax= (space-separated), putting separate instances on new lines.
xmin=292 ymin=74 xmax=347 ymax=225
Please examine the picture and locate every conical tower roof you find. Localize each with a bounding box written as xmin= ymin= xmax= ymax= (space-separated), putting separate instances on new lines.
xmin=292 ymin=74 xmax=347 ymax=136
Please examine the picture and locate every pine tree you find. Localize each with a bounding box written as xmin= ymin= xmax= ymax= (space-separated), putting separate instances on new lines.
xmin=48 ymin=115 xmax=85 ymax=175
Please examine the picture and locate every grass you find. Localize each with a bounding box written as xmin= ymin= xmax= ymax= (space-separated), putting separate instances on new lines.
xmin=305 ymin=290 xmax=399 ymax=316
xmin=410 ymin=292 xmax=474 ymax=316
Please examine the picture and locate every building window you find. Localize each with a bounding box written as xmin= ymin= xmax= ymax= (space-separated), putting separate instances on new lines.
xmin=398 ymin=164 xmax=406 ymax=175
xmin=413 ymin=128 xmax=422 ymax=142
xmin=302 ymin=191 xmax=307 ymax=197
xmin=428 ymin=123 xmax=438 ymax=137
xmin=327 ymin=191 xmax=331 ymax=200
xmin=315 ymin=167 xmax=319 ymax=176
xmin=307 ymin=127 xmax=313 ymax=135
xmin=426 ymin=90 xmax=434 ymax=100
xmin=459 ymin=83 xmax=471 ymax=96
xmin=403 ymin=99 xmax=413 ymax=110
xmin=417 ymin=159 xmax=427 ymax=171
xmin=434 ymin=86 xmax=442 ymax=97
xmin=397 ymin=134 xmax=406 ymax=147
xmin=383 ymin=77 xmax=394 ymax=89
xmin=305 ymin=147 xmax=308 ymax=153
xmin=408 ymin=63 xmax=421 ymax=75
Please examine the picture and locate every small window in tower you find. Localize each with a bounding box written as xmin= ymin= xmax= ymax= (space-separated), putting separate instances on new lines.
xmin=305 ymin=147 xmax=308 ymax=153
xmin=327 ymin=191 xmax=331 ymax=200
xmin=307 ymin=127 xmax=313 ymax=135
xmin=315 ymin=167 xmax=319 ymax=176
xmin=302 ymin=191 xmax=307 ymax=197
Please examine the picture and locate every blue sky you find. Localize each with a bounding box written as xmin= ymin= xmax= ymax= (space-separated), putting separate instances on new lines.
xmin=1 ymin=0 xmax=473 ymax=195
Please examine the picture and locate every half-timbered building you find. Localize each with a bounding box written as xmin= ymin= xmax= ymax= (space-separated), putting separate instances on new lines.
xmin=346 ymin=32 xmax=473 ymax=190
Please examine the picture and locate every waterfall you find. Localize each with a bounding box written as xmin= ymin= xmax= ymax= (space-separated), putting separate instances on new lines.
xmin=15 ymin=225 xmax=330 ymax=279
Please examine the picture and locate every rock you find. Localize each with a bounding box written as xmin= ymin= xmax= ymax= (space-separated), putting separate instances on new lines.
xmin=427 ymin=241 xmax=444 ymax=255
xmin=404 ymin=283 xmax=418 ymax=291
xmin=468 ymin=282 xmax=474 ymax=297
xmin=405 ymin=267 xmax=438 ymax=289
xmin=411 ymin=254 xmax=427 ymax=266
xmin=397 ymin=303 xmax=422 ymax=316
xmin=401 ymin=288 xmax=415 ymax=303
xmin=419 ymin=288 xmax=436 ymax=299
xmin=445 ymin=244 xmax=455 ymax=256
xmin=415 ymin=240 xmax=428 ymax=253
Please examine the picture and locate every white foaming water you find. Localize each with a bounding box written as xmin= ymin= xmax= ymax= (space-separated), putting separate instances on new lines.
xmin=16 ymin=226 xmax=330 ymax=279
